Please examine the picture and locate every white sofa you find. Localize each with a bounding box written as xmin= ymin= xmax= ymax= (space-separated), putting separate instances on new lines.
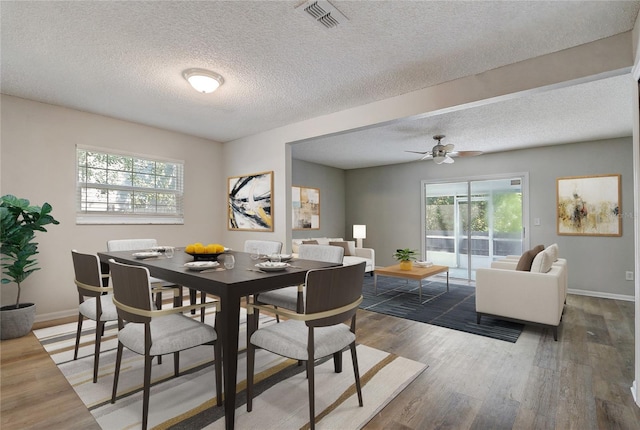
xmin=291 ymin=237 xmax=375 ymax=275
xmin=475 ymin=244 xmax=566 ymax=341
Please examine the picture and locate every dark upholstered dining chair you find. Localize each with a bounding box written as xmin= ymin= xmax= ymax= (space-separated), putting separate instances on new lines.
xmin=245 ymin=262 xmax=365 ymax=430
xmin=108 ymin=259 xmax=222 ymax=430
xmin=71 ymin=250 xmax=119 ymax=383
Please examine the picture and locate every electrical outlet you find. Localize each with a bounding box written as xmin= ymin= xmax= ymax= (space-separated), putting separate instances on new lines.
xmin=625 ymin=271 xmax=634 ymax=281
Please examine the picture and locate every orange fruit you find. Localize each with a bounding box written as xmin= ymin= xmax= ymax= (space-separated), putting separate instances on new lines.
xmin=194 ymin=244 xmax=205 ymax=254
xmin=185 ymin=244 xmax=195 ymax=253
xmin=205 ymin=244 xmax=217 ymax=253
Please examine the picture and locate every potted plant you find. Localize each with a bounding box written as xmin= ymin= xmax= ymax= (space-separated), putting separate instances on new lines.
xmin=393 ymin=248 xmax=418 ymax=271
xmin=1 ymin=194 xmax=59 ymax=339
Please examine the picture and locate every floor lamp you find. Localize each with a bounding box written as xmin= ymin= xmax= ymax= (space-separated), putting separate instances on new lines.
xmin=353 ymin=224 xmax=366 ymax=248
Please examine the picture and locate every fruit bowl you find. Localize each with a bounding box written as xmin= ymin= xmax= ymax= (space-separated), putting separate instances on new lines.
xmin=186 ymin=252 xmax=224 ymax=261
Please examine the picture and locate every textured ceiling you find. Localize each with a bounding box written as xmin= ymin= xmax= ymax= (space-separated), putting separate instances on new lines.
xmin=1 ymin=1 xmax=639 ymax=169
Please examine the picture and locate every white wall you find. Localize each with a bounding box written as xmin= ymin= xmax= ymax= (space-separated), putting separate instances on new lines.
xmin=221 ymin=35 xmax=634 ymax=253
xmin=630 ymin=6 xmax=640 ymax=408
xmin=345 ymin=138 xmax=635 ymax=298
xmin=291 ymin=159 xmax=345 ymax=240
xmin=0 ymin=95 xmax=224 ymax=320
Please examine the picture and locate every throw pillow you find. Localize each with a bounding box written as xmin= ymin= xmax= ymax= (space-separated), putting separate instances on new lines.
xmin=530 ymin=249 xmax=554 ymax=273
xmin=329 ymin=241 xmax=352 ymax=256
xmin=346 ymin=240 xmax=356 ymax=256
xmin=546 ymin=243 xmax=559 ymax=261
xmin=515 ymin=249 xmax=536 ymax=271
xmin=302 ymin=240 xmax=318 ymax=245
xmin=515 ymin=245 xmax=544 ymax=272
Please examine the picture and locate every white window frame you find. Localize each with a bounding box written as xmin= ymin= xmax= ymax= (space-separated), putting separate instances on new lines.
xmin=76 ymin=145 xmax=184 ymax=225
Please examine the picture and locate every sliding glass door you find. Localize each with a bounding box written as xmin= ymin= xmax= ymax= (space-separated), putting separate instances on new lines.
xmin=423 ymin=175 xmax=527 ymax=282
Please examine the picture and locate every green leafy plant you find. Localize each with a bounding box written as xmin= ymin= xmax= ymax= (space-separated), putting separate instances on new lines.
xmin=393 ymin=248 xmax=418 ymax=262
xmin=1 ymin=195 xmax=59 ymax=308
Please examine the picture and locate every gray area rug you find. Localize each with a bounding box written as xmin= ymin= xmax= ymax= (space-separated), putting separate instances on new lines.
xmin=361 ymin=275 xmax=524 ymax=343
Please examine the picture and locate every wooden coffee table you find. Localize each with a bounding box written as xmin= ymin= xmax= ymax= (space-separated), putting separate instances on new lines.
xmin=374 ymin=264 xmax=449 ymax=303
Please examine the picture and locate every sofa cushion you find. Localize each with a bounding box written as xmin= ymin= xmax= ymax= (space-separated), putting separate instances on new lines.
xmin=302 ymin=240 xmax=318 ymax=245
xmin=329 ymin=241 xmax=354 ymax=256
xmin=515 ymin=245 xmax=544 ymax=271
xmin=545 ymin=243 xmax=559 ymax=261
xmin=530 ymin=249 xmax=554 ymax=273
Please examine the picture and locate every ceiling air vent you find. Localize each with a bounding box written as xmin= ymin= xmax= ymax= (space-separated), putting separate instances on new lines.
xmin=297 ymin=0 xmax=348 ymax=29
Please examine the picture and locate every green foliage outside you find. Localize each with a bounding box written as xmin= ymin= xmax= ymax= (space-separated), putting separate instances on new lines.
xmin=426 ymin=192 xmax=522 ymax=234
xmin=78 ymin=149 xmax=181 ymax=213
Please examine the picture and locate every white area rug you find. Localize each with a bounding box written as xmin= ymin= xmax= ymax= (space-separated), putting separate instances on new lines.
xmin=34 ymin=309 xmax=427 ymax=429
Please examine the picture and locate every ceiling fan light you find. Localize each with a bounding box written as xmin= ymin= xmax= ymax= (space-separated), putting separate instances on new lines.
xmin=433 ymin=155 xmax=446 ymax=164
xmin=183 ymin=68 xmax=224 ymax=93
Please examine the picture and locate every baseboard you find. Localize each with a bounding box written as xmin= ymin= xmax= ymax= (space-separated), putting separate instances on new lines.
xmin=568 ymin=288 xmax=635 ymax=302
xmin=35 ymin=309 xmax=78 ymax=323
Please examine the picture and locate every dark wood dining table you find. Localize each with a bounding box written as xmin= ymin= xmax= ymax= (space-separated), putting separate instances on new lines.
xmin=97 ymin=248 xmax=337 ymax=430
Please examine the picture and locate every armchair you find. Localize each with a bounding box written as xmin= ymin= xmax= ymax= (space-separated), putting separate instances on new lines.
xmin=476 ymin=262 xmax=564 ymax=340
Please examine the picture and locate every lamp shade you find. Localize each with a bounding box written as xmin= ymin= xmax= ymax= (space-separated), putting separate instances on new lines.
xmin=353 ymin=224 xmax=366 ymax=239
xmin=183 ymin=68 xmax=224 ymax=93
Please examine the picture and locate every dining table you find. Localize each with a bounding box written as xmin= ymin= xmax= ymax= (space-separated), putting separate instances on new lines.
xmin=97 ymin=248 xmax=338 ymax=430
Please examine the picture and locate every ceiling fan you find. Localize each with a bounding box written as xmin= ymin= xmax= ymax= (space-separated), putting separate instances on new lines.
xmin=406 ymin=135 xmax=482 ymax=164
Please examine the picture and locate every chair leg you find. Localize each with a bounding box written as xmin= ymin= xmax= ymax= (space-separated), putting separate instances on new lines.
xmin=174 ymin=352 xmax=180 ymax=377
xmin=349 ymin=342 xmax=363 ymax=407
xmin=200 ymin=291 xmax=206 ymax=322
xmin=93 ymin=320 xmax=104 ymax=383
xmin=246 ymin=343 xmax=255 ymax=412
xmin=333 ymin=351 xmax=343 ymax=373
xmin=111 ymin=342 xmax=124 ymax=404
xmin=189 ymin=288 xmax=197 ymax=314
xmin=74 ymin=314 xmax=83 ymax=360
xmin=214 ymin=340 xmax=223 ymax=406
xmin=142 ymin=353 xmax=153 ymax=430
xmin=307 ymin=355 xmax=316 ymax=430
xmin=155 ymin=290 xmax=162 ymax=310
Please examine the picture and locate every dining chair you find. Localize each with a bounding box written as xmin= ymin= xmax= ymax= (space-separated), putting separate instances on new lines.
xmin=71 ymin=250 xmax=119 ymax=383
xmin=254 ymin=244 xmax=344 ymax=318
xmin=108 ymin=259 xmax=222 ymax=430
xmin=243 ymin=239 xmax=283 ymax=256
xmin=246 ymin=262 xmax=366 ymax=430
xmin=107 ymin=239 xmax=207 ymax=320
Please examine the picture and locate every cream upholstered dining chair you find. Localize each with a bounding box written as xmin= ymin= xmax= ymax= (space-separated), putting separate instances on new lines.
xmin=243 ymin=239 xmax=283 ymax=256
xmin=108 ymin=259 xmax=222 ymax=430
xmin=246 ymin=262 xmax=366 ymax=430
xmin=71 ymin=250 xmax=119 ymax=383
xmin=253 ymin=244 xmax=344 ymax=318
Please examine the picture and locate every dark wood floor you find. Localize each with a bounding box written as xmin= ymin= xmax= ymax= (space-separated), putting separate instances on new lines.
xmin=2 ymin=294 xmax=639 ymax=429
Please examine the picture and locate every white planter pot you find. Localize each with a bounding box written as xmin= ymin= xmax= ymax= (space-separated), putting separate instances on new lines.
xmin=0 ymin=303 xmax=36 ymax=340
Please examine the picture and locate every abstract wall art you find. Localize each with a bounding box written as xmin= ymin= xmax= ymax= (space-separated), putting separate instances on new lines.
xmin=228 ymin=171 xmax=273 ymax=231
xmin=556 ymin=174 xmax=621 ymax=236
xmin=292 ymin=185 xmax=320 ymax=230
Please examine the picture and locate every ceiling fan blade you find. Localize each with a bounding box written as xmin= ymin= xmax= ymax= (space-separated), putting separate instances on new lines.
xmin=443 ymin=144 xmax=455 ymax=152
xmin=443 ymin=155 xmax=455 ymax=164
xmin=456 ymin=150 xmax=483 ymax=157
xmin=420 ymin=153 xmax=433 ymax=161
xmin=405 ymin=150 xmax=430 ymax=154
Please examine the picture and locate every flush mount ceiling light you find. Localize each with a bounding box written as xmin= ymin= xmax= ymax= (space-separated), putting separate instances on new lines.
xmin=182 ymin=68 xmax=224 ymax=94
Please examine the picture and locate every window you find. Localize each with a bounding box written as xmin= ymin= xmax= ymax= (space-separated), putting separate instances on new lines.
xmin=76 ymin=146 xmax=184 ymax=224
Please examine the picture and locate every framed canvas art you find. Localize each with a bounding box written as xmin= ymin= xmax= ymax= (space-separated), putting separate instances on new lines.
xmin=292 ymin=185 xmax=320 ymax=230
xmin=556 ymin=174 xmax=621 ymax=236
xmin=228 ymin=171 xmax=273 ymax=231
